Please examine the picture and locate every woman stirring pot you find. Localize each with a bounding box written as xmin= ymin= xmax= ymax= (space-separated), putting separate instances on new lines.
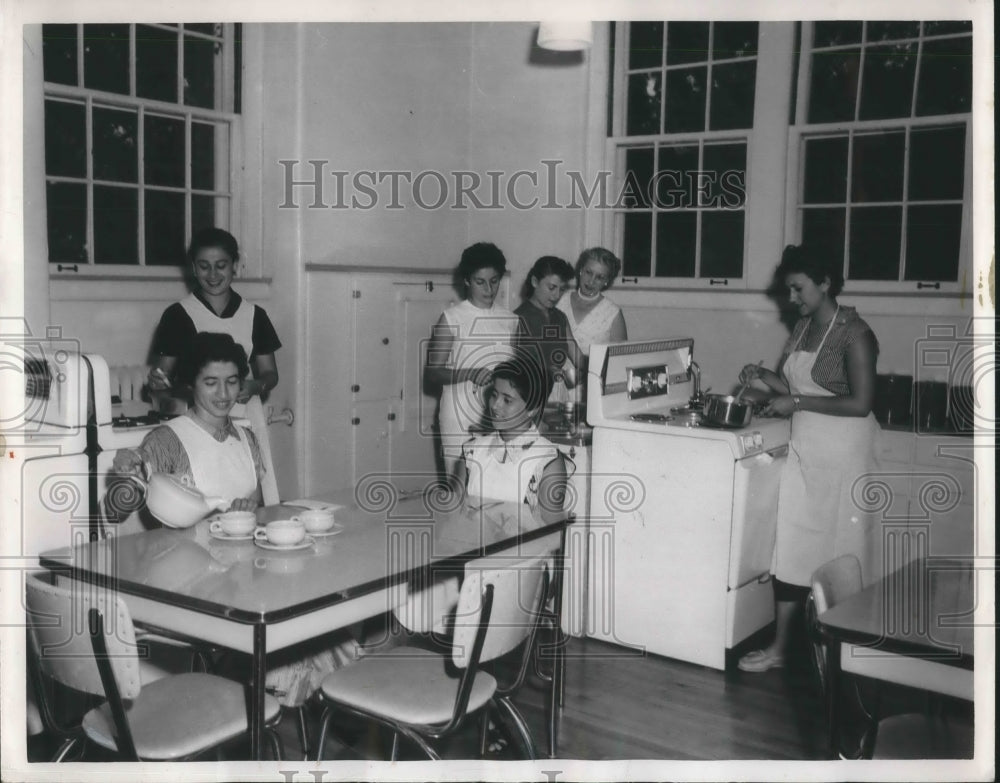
xmin=738 ymin=244 xmax=881 ymax=673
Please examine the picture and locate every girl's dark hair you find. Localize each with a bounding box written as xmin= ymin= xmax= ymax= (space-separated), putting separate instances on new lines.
xmin=521 ymin=255 xmax=574 ymax=300
xmin=457 ymin=242 xmax=507 ymax=283
xmin=187 ymin=227 xmax=240 ymax=264
xmin=775 ymin=243 xmax=844 ymax=297
xmin=575 ymin=247 xmax=621 ymax=286
xmin=176 ymin=332 xmax=250 ymax=388
xmin=491 ymin=351 xmax=551 ymax=414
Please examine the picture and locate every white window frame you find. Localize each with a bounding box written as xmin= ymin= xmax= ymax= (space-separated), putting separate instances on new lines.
xmin=43 ymin=23 xmax=255 ymax=279
xmin=785 ymin=21 xmax=973 ymax=294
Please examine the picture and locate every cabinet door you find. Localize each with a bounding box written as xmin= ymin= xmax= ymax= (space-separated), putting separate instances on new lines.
xmin=351 ymin=400 xmax=392 ymax=486
xmin=352 ymin=278 xmax=399 ymax=402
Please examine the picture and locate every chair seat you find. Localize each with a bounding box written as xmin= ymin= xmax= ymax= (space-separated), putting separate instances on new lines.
xmin=873 ymin=713 xmax=974 ymax=759
xmin=82 ymin=672 xmax=281 ymax=760
xmin=319 ymin=646 xmax=496 ymax=726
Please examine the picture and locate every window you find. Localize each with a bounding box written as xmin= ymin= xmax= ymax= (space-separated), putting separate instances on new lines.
xmin=42 ymin=23 xmax=241 ymax=270
xmin=608 ymin=21 xmax=759 ymax=285
xmin=794 ymin=21 xmax=972 ymax=289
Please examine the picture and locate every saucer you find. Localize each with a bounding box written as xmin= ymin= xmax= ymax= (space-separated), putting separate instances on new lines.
xmin=209 ymin=530 xmax=255 ymax=542
xmin=254 ymin=536 xmax=315 ymax=552
xmin=307 ymin=525 xmax=344 ymax=538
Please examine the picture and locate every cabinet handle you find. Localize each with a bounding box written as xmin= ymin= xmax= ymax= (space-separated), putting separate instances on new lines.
xmin=916 ymin=281 xmax=941 ymax=290
xmin=387 ymin=412 xmax=396 ymax=421
xmin=382 ymin=338 xmax=390 ymax=345
xmin=621 ymin=277 xmax=638 ymax=284
xmin=57 ymin=264 xmax=79 ymax=272
xmin=351 ymin=384 xmax=360 ymax=393
xmin=709 ymin=278 xmax=729 ymax=286
xmin=351 ymin=417 xmax=360 ymax=425
xmin=425 ymin=281 xmax=434 ymax=292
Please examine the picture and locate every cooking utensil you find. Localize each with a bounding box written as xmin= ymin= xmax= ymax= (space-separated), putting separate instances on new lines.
xmin=702 ymin=393 xmax=753 ymax=428
xmin=733 ymin=361 xmax=763 ymax=404
xmin=133 ymin=472 xmax=230 ymax=528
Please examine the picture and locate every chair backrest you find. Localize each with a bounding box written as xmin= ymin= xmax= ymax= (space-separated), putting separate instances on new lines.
xmin=810 ymin=554 xmax=863 ymax=614
xmin=451 ymin=552 xmax=548 ymax=669
xmin=25 ymin=572 xmax=143 ymax=700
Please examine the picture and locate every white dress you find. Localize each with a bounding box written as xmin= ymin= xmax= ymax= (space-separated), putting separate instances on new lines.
xmin=556 ymin=294 xmax=622 ymax=357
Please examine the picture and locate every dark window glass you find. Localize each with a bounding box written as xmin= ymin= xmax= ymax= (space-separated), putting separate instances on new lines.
xmin=136 ymin=25 xmax=177 ymax=102
xmin=83 ymin=24 xmax=130 ymax=95
xmin=145 ymin=190 xmax=186 ymax=265
xmin=185 ymin=23 xmax=221 ymax=37
xmin=802 ymin=136 xmax=848 ymax=203
xmin=664 ymin=66 xmax=706 ymax=133
xmin=184 ymin=34 xmax=217 ymax=109
xmin=908 ymin=126 xmax=965 ymax=201
xmin=851 ymin=131 xmax=905 ymax=202
xmin=45 ymin=183 xmax=87 ymax=263
xmin=622 ymin=212 xmax=653 ymax=276
xmin=44 ymin=100 xmax=86 ymax=177
xmin=192 ymin=194 xmax=217 ymax=235
xmin=712 ymin=22 xmax=758 ymax=59
xmin=866 ymin=21 xmax=920 ymax=42
xmin=922 ymin=21 xmax=972 ymax=36
xmin=905 ymin=204 xmax=962 ymax=281
xmin=847 ymin=206 xmax=901 ymax=280
xmin=703 ymin=143 xmax=747 ymax=208
xmin=700 ymin=211 xmax=744 ymax=277
xmin=916 ymin=36 xmax=972 ymax=116
xmin=627 ymin=72 xmax=661 ymax=136
xmin=709 ymin=60 xmax=756 ymax=130
xmin=42 ymin=24 xmax=78 ymax=85
xmin=808 ymin=48 xmax=860 ymax=123
xmin=624 ymin=147 xmax=654 ymax=209
xmin=144 ymin=114 xmax=185 ymax=187
xmin=801 ymin=207 xmax=846 ymax=271
xmin=192 ymin=122 xmax=219 ymax=191
xmin=666 ymin=22 xmax=709 ymax=66
xmin=654 ymin=212 xmax=696 ymax=277
xmin=629 ymin=22 xmax=663 ymax=70
xmin=656 ymin=144 xmax=698 ymax=208
xmin=93 ymin=186 xmax=138 ymax=263
xmin=858 ymin=42 xmax=916 ymax=120
xmin=92 ymin=106 xmax=137 ymax=183
xmin=813 ymin=21 xmax=862 ymax=48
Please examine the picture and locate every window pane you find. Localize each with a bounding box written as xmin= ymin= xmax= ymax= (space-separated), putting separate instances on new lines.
xmin=627 ymin=72 xmax=661 ymax=136
xmin=192 ymin=194 xmax=217 ymax=235
xmin=709 ymin=60 xmax=756 ymax=130
xmin=83 ymin=24 xmax=130 ymax=95
xmin=666 ymin=22 xmax=709 ymax=66
xmin=851 ymin=131 xmax=904 ymax=202
xmin=848 ymin=206 xmax=901 ymax=280
xmin=813 ymin=21 xmax=862 ymax=48
xmin=922 ymin=21 xmax=972 ymax=37
xmin=185 ymin=23 xmax=222 ymax=37
xmin=144 ymin=114 xmax=185 ymax=187
xmin=700 ymin=211 xmax=744 ymax=278
xmin=916 ymin=36 xmax=972 ymax=116
xmin=44 ymin=100 xmax=86 ymax=178
xmin=712 ymin=22 xmax=758 ymax=59
xmin=137 ymin=25 xmax=177 ymax=103
xmin=908 ymin=126 xmax=965 ymax=201
xmin=622 ymin=212 xmax=653 ymax=276
xmin=664 ymin=66 xmax=706 ymax=133
xmin=145 ymin=190 xmax=186 ymax=266
xmin=624 ymin=147 xmax=654 ymax=209
xmin=802 ymin=136 xmax=848 ymax=203
xmin=629 ymin=22 xmax=663 ymax=70
xmin=858 ymin=42 xmax=916 ymax=120
xmin=43 ymin=24 xmax=78 ymax=85
xmin=654 ymin=212 xmax=696 ymax=277
xmin=192 ymin=122 xmax=221 ymax=191
xmin=94 ymin=186 xmax=138 ymax=263
xmin=46 ymin=183 xmax=87 ymax=263
xmin=808 ymin=48 xmax=860 ymax=123
xmin=93 ymin=106 xmax=138 ymax=182
xmin=801 ymin=207 xmax=846 ymax=271
xmin=184 ymin=33 xmax=218 ymax=109
xmin=656 ymin=144 xmax=698 ymax=208
xmin=703 ymin=143 xmax=747 ymax=208
xmin=866 ymin=22 xmax=919 ymax=42
xmin=905 ymin=204 xmax=962 ymax=281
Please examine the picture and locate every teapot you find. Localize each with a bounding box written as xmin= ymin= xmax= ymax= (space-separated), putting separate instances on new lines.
xmin=134 ymin=472 xmax=230 ymax=529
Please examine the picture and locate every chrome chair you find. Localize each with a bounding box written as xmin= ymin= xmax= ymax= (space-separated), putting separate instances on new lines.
xmin=26 ymin=571 xmax=284 ymax=761
xmin=314 ymin=553 xmax=550 ymax=760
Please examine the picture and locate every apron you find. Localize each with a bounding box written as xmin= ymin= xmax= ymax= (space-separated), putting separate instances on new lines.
xmin=773 ymin=308 xmax=881 ymax=586
xmin=166 ymin=415 xmax=258 ymax=501
xmin=178 ymin=294 xmax=279 ymax=504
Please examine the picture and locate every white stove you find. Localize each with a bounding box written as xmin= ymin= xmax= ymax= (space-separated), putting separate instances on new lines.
xmin=584 ymin=339 xmax=791 ymax=670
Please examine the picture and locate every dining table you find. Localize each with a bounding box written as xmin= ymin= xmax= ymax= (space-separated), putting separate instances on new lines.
xmin=38 ymin=483 xmax=570 ymax=760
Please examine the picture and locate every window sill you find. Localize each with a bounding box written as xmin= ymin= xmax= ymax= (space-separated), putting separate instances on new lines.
xmin=50 ymin=275 xmax=272 ymax=302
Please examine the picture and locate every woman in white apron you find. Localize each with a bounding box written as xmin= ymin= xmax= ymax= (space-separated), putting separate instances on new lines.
xmin=425 ymin=243 xmax=518 ymax=477
xmin=147 ymin=228 xmax=281 ymax=504
xmin=737 ymin=245 xmax=880 ymax=673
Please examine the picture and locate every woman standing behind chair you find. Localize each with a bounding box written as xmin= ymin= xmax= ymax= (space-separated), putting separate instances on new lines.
xmin=737 ymin=244 xmax=881 ymax=673
xmin=425 ymin=243 xmax=518 ymax=477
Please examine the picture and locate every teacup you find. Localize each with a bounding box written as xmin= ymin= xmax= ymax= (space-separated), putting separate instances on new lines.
xmin=294 ymin=508 xmax=336 ymax=534
xmin=210 ymin=510 xmax=257 ymax=537
xmin=254 ymin=519 xmax=306 ymax=547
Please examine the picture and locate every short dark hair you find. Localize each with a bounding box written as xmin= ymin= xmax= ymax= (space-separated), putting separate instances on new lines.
xmin=176 ymin=332 xmax=250 ymax=388
xmin=775 ymin=243 xmax=844 ymax=297
xmin=575 ymin=247 xmax=621 ymax=286
xmin=522 ymin=255 xmax=574 ymax=299
xmin=492 ymin=351 xmax=551 ymax=414
xmin=457 ymin=242 xmax=507 ymax=283
xmin=187 ymin=227 xmax=240 ymax=264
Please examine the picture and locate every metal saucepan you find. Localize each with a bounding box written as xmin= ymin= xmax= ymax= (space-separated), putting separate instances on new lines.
xmin=702 ymin=393 xmax=753 ymax=428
